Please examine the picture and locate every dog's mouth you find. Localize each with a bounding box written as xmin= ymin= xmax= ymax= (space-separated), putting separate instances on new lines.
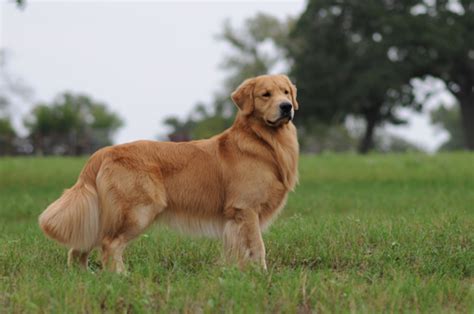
xmin=266 ymin=113 xmax=293 ymax=127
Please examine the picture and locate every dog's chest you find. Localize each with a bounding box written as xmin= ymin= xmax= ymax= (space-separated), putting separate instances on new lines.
xmin=258 ymin=181 xmax=289 ymax=230
xmin=253 ymin=150 xmax=298 ymax=229
xmin=227 ymin=161 xmax=290 ymax=220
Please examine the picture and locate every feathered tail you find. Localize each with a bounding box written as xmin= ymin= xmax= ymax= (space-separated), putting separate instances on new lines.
xmin=38 ymin=150 xmax=105 ymax=250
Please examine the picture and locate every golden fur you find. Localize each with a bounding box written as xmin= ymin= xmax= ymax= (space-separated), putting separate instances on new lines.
xmin=39 ymin=74 xmax=299 ymax=272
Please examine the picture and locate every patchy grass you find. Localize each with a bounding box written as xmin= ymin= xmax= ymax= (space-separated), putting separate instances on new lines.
xmin=0 ymin=153 xmax=473 ymax=313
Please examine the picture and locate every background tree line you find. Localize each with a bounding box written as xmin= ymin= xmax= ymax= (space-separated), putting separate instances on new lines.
xmin=164 ymin=0 xmax=473 ymax=154
xmin=0 ymin=50 xmax=123 ymax=156
xmin=2 ymin=0 xmax=471 ymax=155
xmin=0 ymin=90 xmax=123 ymax=156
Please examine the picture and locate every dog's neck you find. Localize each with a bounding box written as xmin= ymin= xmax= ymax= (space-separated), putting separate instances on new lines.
xmin=231 ymin=113 xmax=299 ymax=190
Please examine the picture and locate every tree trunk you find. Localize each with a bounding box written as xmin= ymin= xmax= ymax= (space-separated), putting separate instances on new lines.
xmin=459 ymin=92 xmax=474 ymax=150
xmin=358 ymin=111 xmax=378 ymax=154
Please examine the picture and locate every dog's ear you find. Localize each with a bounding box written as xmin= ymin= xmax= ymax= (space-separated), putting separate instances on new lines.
xmin=283 ymin=75 xmax=299 ymax=110
xmin=231 ymin=78 xmax=256 ymax=115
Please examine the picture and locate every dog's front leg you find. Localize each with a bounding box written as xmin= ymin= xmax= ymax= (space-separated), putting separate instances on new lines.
xmin=223 ymin=209 xmax=267 ymax=270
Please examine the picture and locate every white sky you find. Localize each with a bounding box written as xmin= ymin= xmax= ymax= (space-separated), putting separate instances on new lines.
xmin=1 ymin=0 xmax=452 ymax=152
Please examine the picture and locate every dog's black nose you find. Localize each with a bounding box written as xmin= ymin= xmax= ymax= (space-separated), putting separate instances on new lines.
xmin=280 ymin=102 xmax=292 ymax=114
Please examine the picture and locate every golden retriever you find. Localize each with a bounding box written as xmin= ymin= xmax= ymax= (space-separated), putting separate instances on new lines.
xmin=39 ymin=74 xmax=299 ymax=273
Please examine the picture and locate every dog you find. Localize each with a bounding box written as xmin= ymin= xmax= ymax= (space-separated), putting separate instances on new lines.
xmin=39 ymin=74 xmax=299 ymax=273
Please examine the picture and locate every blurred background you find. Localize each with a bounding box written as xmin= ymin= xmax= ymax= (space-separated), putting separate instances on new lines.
xmin=0 ymin=0 xmax=473 ymax=155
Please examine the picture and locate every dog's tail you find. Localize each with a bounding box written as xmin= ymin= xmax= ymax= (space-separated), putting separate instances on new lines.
xmin=38 ymin=150 xmax=106 ymax=250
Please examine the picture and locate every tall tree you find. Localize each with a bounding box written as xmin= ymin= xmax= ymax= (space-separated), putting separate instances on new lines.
xmin=289 ymin=0 xmax=420 ymax=153
xmin=24 ymin=92 xmax=123 ymax=155
xmin=400 ymin=0 xmax=474 ymax=150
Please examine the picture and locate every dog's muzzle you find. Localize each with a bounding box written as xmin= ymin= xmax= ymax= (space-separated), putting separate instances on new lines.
xmin=267 ymin=102 xmax=294 ymax=126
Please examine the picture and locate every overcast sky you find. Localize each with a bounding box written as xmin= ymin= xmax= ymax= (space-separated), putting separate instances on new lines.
xmin=1 ymin=0 xmax=453 ymax=152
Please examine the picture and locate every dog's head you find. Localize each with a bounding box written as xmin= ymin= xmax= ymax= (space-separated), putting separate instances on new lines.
xmin=231 ymin=74 xmax=299 ymax=127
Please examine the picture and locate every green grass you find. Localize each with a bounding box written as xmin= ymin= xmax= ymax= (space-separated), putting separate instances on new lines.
xmin=0 ymin=153 xmax=473 ymax=313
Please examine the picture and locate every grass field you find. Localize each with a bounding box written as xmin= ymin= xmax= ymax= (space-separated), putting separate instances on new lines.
xmin=0 ymin=153 xmax=473 ymax=313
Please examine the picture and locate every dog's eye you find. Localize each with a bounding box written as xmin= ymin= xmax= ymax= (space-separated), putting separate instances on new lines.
xmin=284 ymin=90 xmax=289 ymax=95
xmin=262 ymin=92 xmax=271 ymax=97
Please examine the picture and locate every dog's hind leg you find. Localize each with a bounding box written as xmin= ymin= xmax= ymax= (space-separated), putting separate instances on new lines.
xmin=101 ymin=230 xmax=146 ymax=274
xmin=101 ymin=238 xmax=112 ymax=270
xmin=67 ymin=248 xmax=91 ymax=269
xmin=101 ymin=204 xmax=165 ymax=273
xmin=101 ymin=236 xmax=128 ymax=273
xmin=97 ymin=164 xmax=167 ymax=273
xmin=223 ymin=209 xmax=267 ymax=270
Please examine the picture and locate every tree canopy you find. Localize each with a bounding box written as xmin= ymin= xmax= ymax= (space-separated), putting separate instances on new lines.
xmin=25 ymin=93 xmax=123 ymax=155
xmin=290 ymin=0 xmax=474 ymax=152
xmin=289 ymin=0 xmax=422 ymax=153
